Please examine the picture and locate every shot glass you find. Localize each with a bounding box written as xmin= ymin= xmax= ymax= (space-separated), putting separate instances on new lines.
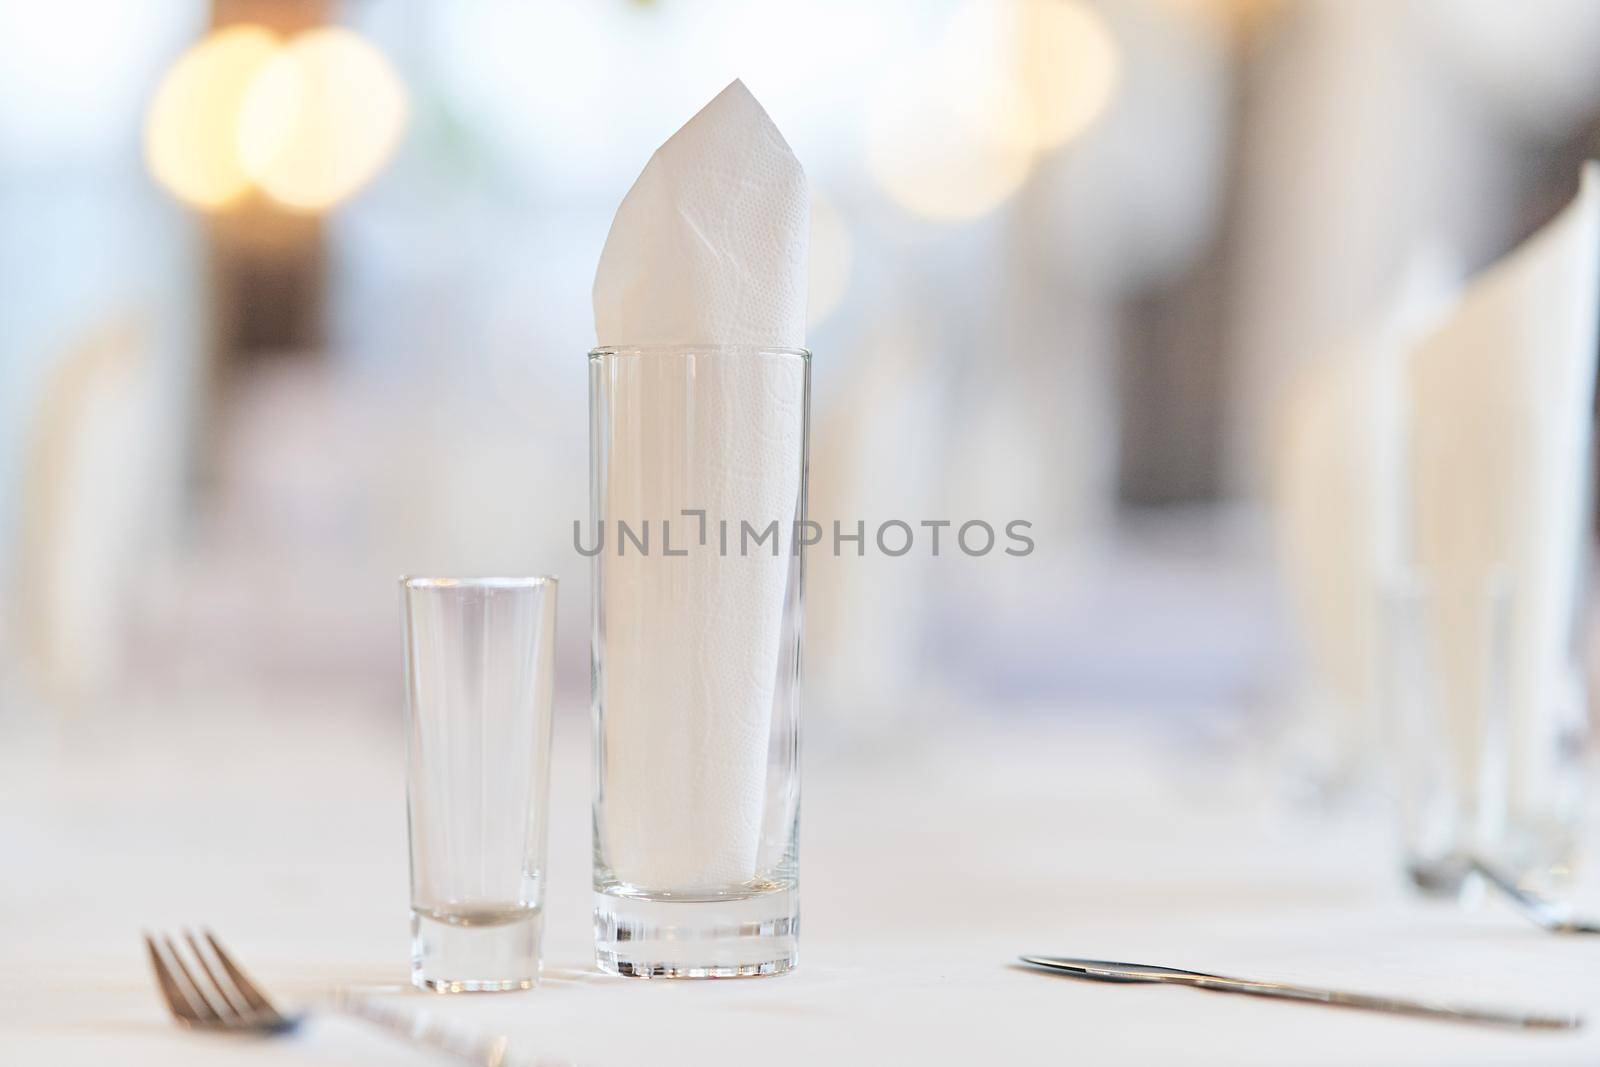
xmin=588 ymin=345 xmax=808 ymax=977
xmin=400 ymin=576 xmax=557 ymax=992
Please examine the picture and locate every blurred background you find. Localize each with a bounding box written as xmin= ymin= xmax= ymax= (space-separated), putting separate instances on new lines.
xmin=5 ymin=0 xmax=1600 ymax=772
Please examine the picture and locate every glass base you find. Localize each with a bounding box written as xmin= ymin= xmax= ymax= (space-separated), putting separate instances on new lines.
xmin=1407 ymin=854 xmax=1474 ymax=898
xmin=411 ymin=907 xmax=543 ymax=992
xmin=594 ymin=885 xmax=798 ymax=978
xmin=1405 ymin=829 xmax=1579 ymax=899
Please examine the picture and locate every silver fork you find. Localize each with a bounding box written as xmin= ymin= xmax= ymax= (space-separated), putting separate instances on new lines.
xmin=144 ymin=928 xmax=541 ymax=1065
xmin=144 ymin=928 xmax=300 ymax=1034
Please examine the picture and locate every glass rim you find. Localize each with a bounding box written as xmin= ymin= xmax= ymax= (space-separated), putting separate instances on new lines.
xmin=588 ymin=344 xmax=810 ymax=360
xmin=399 ymin=575 xmax=558 ymax=589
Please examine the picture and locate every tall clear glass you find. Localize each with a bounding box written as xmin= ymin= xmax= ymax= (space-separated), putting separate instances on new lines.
xmin=588 ymin=345 xmax=808 ymax=977
xmin=401 ymin=576 xmax=557 ymax=992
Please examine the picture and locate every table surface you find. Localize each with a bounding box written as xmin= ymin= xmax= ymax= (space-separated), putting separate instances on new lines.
xmin=5 ymin=695 xmax=1600 ymax=1066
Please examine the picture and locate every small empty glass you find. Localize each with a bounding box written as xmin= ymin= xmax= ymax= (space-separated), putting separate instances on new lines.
xmin=400 ymin=576 xmax=557 ymax=992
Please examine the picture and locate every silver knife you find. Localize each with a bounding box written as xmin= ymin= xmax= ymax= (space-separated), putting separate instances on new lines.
xmin=1019 ymin=956 xmax=1582 ymax=1031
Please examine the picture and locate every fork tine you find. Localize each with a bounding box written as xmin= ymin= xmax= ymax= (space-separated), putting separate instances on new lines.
xmin=144 ymin=933 xmax=203 ymax=1026
xmin=145 ymin=933 xmax=216 ymax=1026
xmin=184 ymin=929 xmax=253 ymax=1018
xmin=162 ymin=934 xmax=232 ymax=1025
xmin=203 ymin=929 xmax=282 ymax=1019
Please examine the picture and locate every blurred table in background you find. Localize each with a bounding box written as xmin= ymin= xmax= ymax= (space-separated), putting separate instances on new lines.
xmin=3 ymin=695 xmax=1599 ymax=1065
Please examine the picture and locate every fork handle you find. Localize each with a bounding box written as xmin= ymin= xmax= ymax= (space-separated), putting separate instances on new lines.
xmin=333 ymin=992 xmax=551 ymax=1066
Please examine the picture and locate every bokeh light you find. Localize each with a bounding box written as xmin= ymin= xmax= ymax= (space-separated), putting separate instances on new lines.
xmin=865 ymin=63 xmax=1035 ymax=223
xmin=143 ymin=25 xmax=280 ymax=210
xmin=958 ymin=0 xmax=1120 ymax=153
xmin=866 ymin=0 xmax=1119 ymax=222
xmin=145 ymin=25 xmax=406 ymax=214
xmin=237 ymin=27 xmax=408 ymax=213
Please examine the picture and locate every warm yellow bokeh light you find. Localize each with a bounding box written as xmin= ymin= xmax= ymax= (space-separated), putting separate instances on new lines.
xmin=144 ymin=25 xmax=280 ymax=210
xmin=808 ymin=193 xmax=854 ymax=328
xmin=956 ymin=0 xmax=1121 ymax=153
xmin=865 ymin=64 xmax=1035 ymax=223
xmin=237 ymin=27 xmax=408 ymax=213
xmin=866 ymin=0 xmax=1120 ymax=222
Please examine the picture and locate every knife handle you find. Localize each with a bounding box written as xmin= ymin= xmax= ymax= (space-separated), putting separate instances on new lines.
xmin=1182 ymin=974 xmax=1579 ymax=1031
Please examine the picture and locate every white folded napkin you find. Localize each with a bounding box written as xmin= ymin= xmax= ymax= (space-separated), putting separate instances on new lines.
xmin=594 ymin=80 xmax=808 ymax=348
xmin=1408 ymin=163 xmax=1600 ymax=811
xmin=593 ymin=80 xmax=808 ymax=890
xmin=1275 ymin=338 xmax=1399 ymax=758
xmin=1274 ymin=253 xmax=1457 ymax=766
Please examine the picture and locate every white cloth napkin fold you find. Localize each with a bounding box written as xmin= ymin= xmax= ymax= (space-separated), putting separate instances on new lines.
xmin=592 ymin=81 xmax=808 ymax=890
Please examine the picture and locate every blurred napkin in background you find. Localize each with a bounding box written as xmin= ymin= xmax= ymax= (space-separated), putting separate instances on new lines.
xmin=592 ymin=81 xmax=808 ymax=889
xmin=1406 ymin=163 xmax=1600 ymax=823
xmin=1273 ymin=252 xmax=1458 ymax=776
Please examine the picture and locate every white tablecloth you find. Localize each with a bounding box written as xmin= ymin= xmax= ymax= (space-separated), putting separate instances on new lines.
xmin=3 ymin=697 xmax=1598 ymax=1065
